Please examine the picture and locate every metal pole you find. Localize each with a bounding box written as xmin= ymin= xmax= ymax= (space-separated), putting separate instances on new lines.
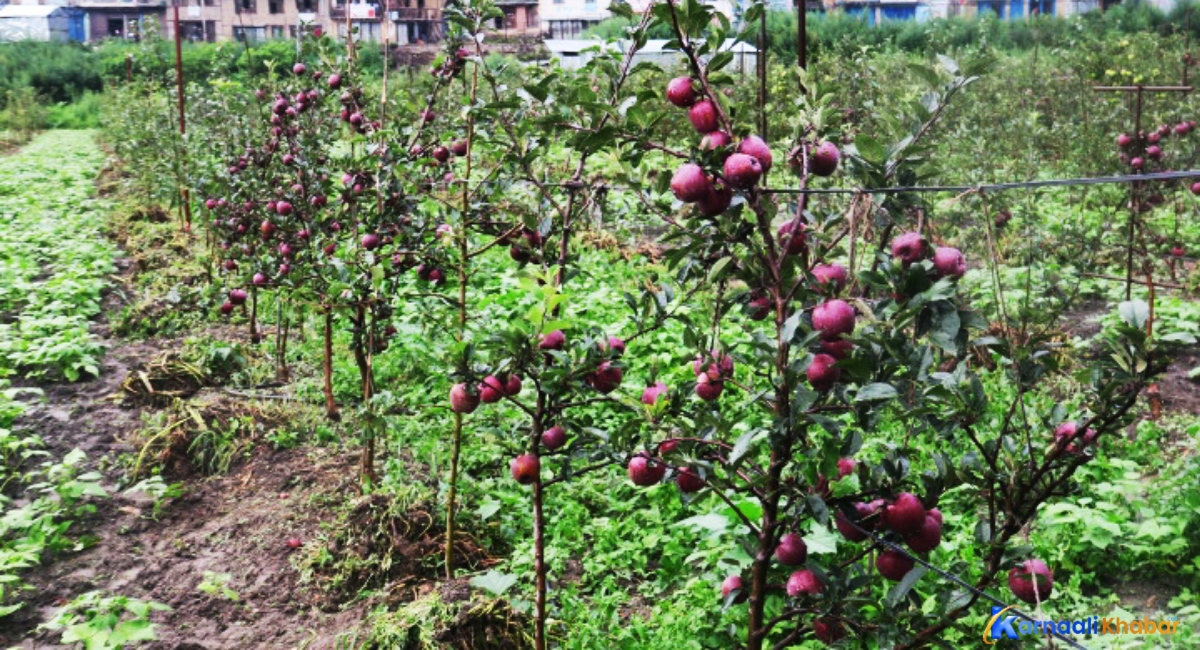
xmin=796 ymin=0 xmax=805 ymax=69
xmin=757 ymin=3 xmax=767 ymax=137
xmin=173 ymin=3 xmax=192 ymax=231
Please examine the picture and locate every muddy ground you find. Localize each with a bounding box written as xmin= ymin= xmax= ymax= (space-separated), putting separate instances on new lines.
xmin=2 ymin=260 xmax=370 ymax=648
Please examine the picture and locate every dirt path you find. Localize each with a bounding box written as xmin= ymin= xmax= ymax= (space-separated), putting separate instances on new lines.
xmin=2 ymin=167 xmax=368 ymax=650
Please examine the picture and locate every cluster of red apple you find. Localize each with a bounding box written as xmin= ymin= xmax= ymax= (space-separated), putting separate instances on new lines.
xmin=665 ymin=76 xmax=841 ymax=217
xmin=1115 ymin=123 xmax=1198 ymax=256
xmin=1116 ymin=120 xmax=1195 ymax=171
xmin=446 ymin=329 xmax=632 ymax=483
xmin=430 ymin=47 xmax=471 ymax=79
xmin=208 ymin=58 xmax=475 ymax=313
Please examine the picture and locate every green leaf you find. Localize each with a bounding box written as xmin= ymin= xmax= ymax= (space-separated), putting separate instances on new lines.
xmin=707 ymin=257 xmax=732 ymax=284
xmin=855 ymin=383 xmax=897 ymax=402
xmin=707 ymin=51 xmax=734 ymax=73
xmin=802 ymin=523 xmax=839 ymax=554
xmin=729 ymin=429 xmax=766 ymax=465
xmin=470 ymin=570 xmax=519 ymax=596
xmin=1118 ymin=300 xmax=1150 ymax=329
xmin=854 ymin=134 xmax=887 ymax=165
xmin=886 ymin=564 xmax=928 ymax=608
xmin=675 ymin=513 xmax=731 ymax=533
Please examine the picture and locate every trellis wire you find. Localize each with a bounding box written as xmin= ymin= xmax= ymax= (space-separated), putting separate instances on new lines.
xmin=446 ymin=169 xmax=1200 ymax=196
xmin=842 ymin=518 xmax=1091 ymax=650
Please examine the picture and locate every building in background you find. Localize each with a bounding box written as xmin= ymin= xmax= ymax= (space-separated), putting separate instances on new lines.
xmin=1 ymin=0 xmax=1182 ymax=44
xmin=0 ymin=4 xmax=85 ymax=41
xmin=493 ymin=0 xmax=538 ymax=35
xmin=540 ymin=0 xmax=607 ymax=39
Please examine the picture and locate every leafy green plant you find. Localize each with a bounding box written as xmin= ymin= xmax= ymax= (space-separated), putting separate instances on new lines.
xmin=40 ymin=591 xmax=170 ymax=650
xmin=0 ymin=131 xmax=116 ymax=381
xmin=197 ymin=571 xmax=241 ymax=602
xmin=123 ymin=476 xmax=184 ymax=520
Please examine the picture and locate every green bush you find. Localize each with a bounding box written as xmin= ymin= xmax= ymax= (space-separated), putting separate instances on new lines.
xmin=0 ymin=41 xmax=103 ymax=108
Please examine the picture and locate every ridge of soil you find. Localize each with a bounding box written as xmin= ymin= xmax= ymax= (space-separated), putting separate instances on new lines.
xmin=2 ymin=208 xmax=370 ymax=650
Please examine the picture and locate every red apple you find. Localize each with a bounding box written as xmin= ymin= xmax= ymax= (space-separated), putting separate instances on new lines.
xmin=628 ymin=454 xmax=666 ymax=486
xmin=694 ymin=373 xmax=724 ymax=401
xmin=738 ymin=135 xmax=773 ymax=173
xmin=721 ymin=574 xmax=745 ymax=600
xmin=539 ymin=330 xmax=566 ymax=350
xmin=891 ymin=232 xmax=926 ymax=266
xmin=808 ymin=141 xmax=840 ymax=177
xmin=774 ymin=533 xmax=808 ymax=565
xmin=675 ymin=466 xmax=705 ymax=493
xmin=700 ymin=130 xmax=731 ymax=150
xmin=723 ymin=153 xmax=763 ymax=190
xmin=785 ymin=569 xmax=822 ymax=596
xmin=883 ymin=493 xmax=926 ymax=535
xmin=806 ymin=353 xmax=840 ymax=391
xmin=813 ymin=617 xmax=846 ymax=643
xmin=697 ymin=182 xmax=733 ymax=217
xmin=876 ymin=548 xmax=915 ymax=581
xmin=932 ymin=246 xmax=966 ymax=279
xmin=586 ymin=362 xmax=623 ymax=394
xmin=688 ymin=100 xmax=719 ymax=134
xmin=641 ymin=381 xmax=668 ymax=405
xmin=903 ymin=514 xmax=943 ymax=553
xmin=671 ymin=163 xmax=712 ymax=203
xmin=541 ymin=426 xmax=567 ymax=450
xmin=1008 ymin=559 xmax=1054 ymax=604
xmin=449 ymin=383 xmax=479 ymax=414
xmin=748 ymin=291 xmax=771 ymax=321
xmin=693 ymin=350 xmax=735 ymax=380
xmin=812 ymin=299 xmax=855 ymax=340
xmin=479 ymin=376 xmax=506 ymax=403
xmin=812 ymin=263 xmax=848 ymax=294
xmin=510 ymin=454 xmax=540 ymax=485
xmin=666 ymin=76 xmax=697 ymax=108
xmin=777 ymin=219 xmax=806 ymax=256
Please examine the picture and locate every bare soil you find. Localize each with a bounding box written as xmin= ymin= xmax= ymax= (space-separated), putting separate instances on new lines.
xmin=2 ymin=265 xmax=371 ymax=648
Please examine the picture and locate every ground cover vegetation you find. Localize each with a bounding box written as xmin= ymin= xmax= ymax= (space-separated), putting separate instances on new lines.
xmin=0 ymin=0 xmax=1198 ymax=648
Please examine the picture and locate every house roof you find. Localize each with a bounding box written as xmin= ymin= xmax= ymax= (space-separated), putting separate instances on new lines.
xmin=544 ymin=38 xmax=757 ymax=55
xmin=543 ymin=39 xmax=620 ymax=54
xmin=0 ymin=4 xmax=65 ymax=18
xmin=640 ymin=38 xmax=756 ymax=53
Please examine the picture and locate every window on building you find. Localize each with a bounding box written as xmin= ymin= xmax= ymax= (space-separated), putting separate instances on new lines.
xmin=203 ymin=0 xmax=216 ymax=6
xmin=349 ymin=20 xmax=379 ymax=41
xmin=269 ymin=0 xmax=282 ymax=13
xmin=1029 ymin=0 xmax=1054 ymax=14
xmin=233 ymin=25 xmax=267 ymax=40
xmin=236 ymin=0 xmax=257 ymax=14
xmin=297 ymin=0 xmax=316 ymax=11
xmin=271 ymin=25 xmax=284 ymax=37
